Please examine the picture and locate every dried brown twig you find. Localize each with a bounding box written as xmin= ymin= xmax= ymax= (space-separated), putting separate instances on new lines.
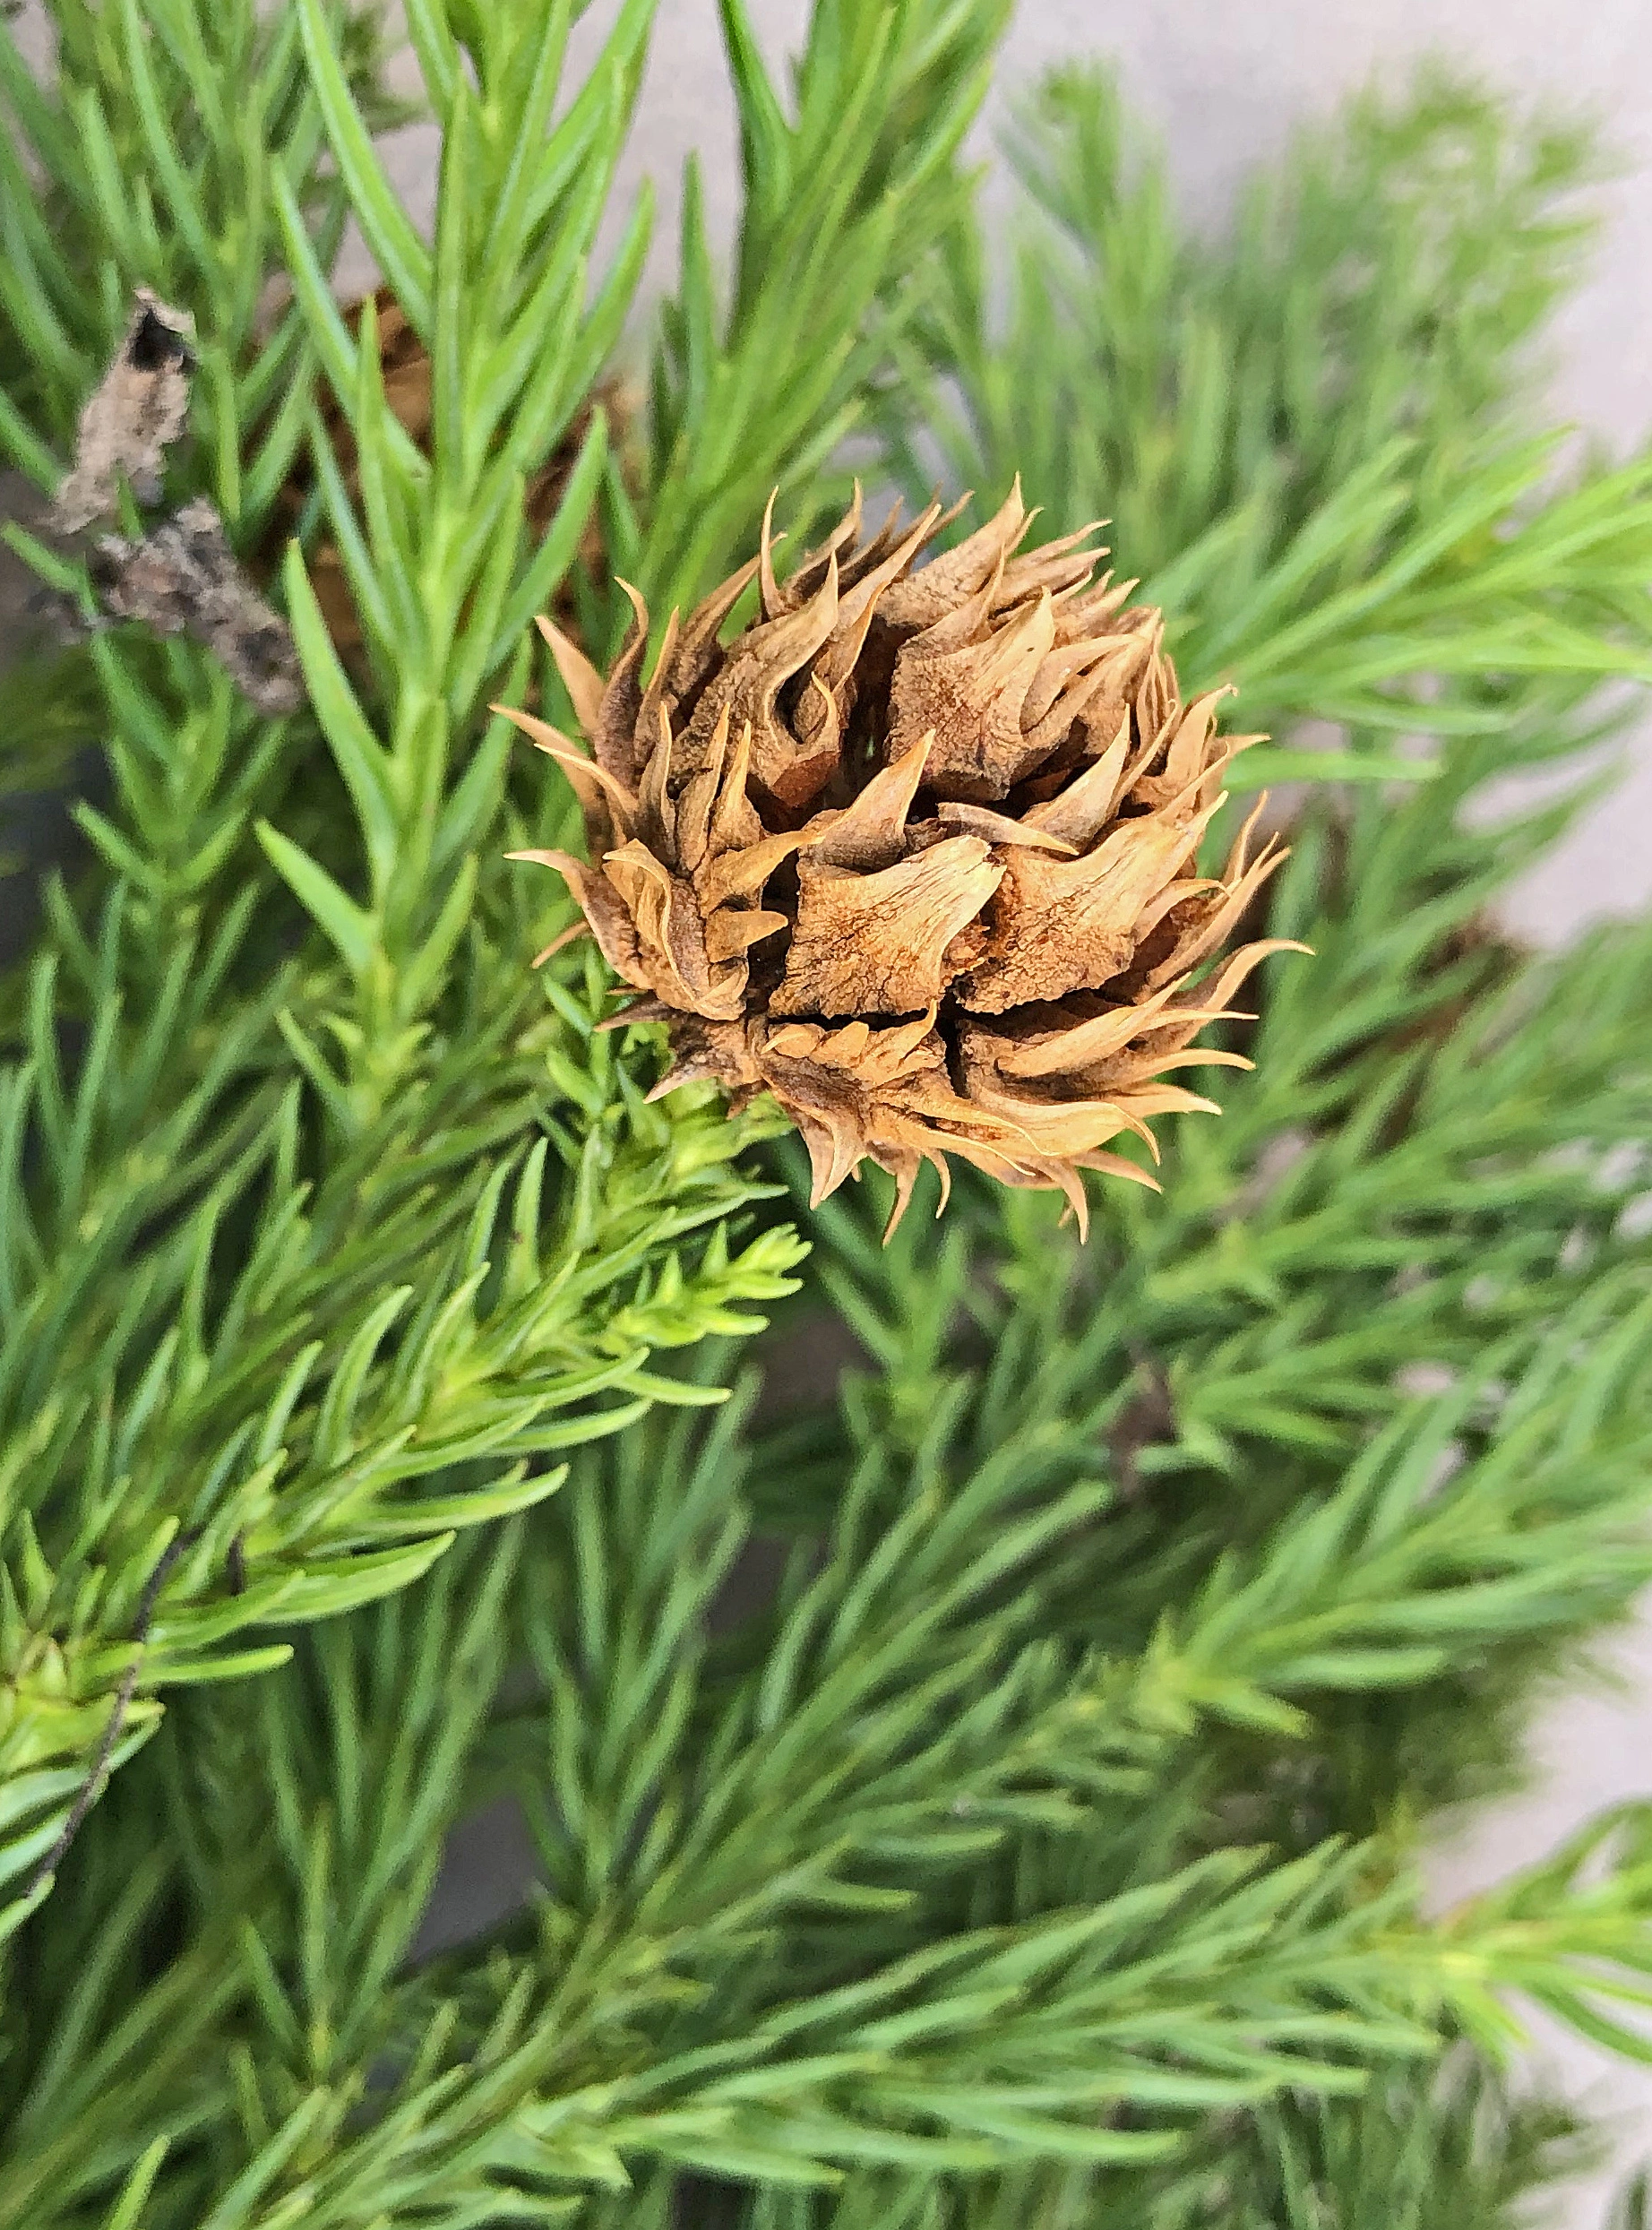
xmin=33 ymin=288 xmax=301 ymax=713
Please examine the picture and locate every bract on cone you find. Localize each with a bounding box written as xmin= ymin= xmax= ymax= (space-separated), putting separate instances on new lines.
xmin=502 ymin=484 xmax=1305 ymax=1236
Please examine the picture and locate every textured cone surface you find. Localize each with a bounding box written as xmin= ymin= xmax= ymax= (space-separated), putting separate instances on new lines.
xmin=504 ymin=485 xmax=1302 ymax=1236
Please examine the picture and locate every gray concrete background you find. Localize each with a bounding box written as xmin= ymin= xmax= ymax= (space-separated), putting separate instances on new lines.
xmin=7 ymin=2 xmax=1652 ymax=2217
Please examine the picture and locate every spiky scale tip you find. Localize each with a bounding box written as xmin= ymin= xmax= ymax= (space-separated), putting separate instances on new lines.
xmin=502 ymin=486 xmax=1307 ymax=1238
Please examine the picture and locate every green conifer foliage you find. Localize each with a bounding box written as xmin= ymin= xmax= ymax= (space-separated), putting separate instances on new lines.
xmin=4 ymin=6 xmax=1652 ymax=2226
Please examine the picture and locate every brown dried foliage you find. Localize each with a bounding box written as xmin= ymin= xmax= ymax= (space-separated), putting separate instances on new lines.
xmin=39 ymin=288 xmax=301 ymax=715
xmin=501 ymin=484 xmax=1306 ymax=1236
xmin=50 ymin=289 xmax=196 ymax=536
xmin=90 ymin=497 xmax=302 ymax=716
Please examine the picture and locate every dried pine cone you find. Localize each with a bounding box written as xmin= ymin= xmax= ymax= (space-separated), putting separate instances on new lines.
xmin=502 ymin=484 xmax=1304 ymax=1236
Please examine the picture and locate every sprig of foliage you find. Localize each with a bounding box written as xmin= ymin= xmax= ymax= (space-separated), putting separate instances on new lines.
xmin=715 ymin=2057 xmax=1588 ymax=2229
xmin=11 ymin=1325 xmax=1652 ymax=2224
xmin=0 ymin=0 xmax=1033 ymax=1942
xmin=882 ymin=67 xmax=1652 ymax=783
xmin=775 ymin=673 xmax=1652 ymax=1826
xmin=6 ymin=15 xmax=1652 ymax=2230
xmin=0 ymin=0 xmax=859 ymax=1920
xmin=0 ymin=934 xmax=803 ymax=1933
xmin=597 ymin=0 xmax=1009 ymax=647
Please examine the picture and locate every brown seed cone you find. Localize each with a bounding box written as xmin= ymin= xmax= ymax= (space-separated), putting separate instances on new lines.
xmin=501 ymin=483 xmax=1306 ymax=1237
xmin=262 ymin=287 xmax=624 ymax=659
